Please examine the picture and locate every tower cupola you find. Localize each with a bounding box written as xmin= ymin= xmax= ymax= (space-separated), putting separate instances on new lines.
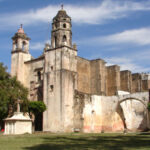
xmin=51 ymin=6 xmax=72 ymax=48
xmin=12 ymin=25 xmax=30 ymax=53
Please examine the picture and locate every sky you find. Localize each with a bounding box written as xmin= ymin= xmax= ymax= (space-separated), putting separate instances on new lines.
xmin=0 ymin=0 xmax=150 ymax=73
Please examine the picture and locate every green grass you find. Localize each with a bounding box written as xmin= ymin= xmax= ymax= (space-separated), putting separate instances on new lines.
xmin=0 ymin=132 xmax=150 ymax=150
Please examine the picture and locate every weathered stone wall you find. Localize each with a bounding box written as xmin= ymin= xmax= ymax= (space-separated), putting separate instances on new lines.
xmin=142 ymin=80 xmax=149 ymax=91
xmin=106 ymin=65 xmax=120 ymax=96
xmin=73 ymin=90 xmax=86 ymax=132
xmin=90 ymin=59 xmax=106 ymax=95
xmin=77 ymin=57 xmax=91 ymax=94
xmin=141 ymin=74 xmax=150 ymax=92
xmin=80 ymin=92 xmax=149 ymax=133
xmin=43 ymin=47 xmax=77 ymax=132
xmin=120 ymin=70 xmax=132 ymax=92
xmin=132 ymin=73 xmax=142 ymax=93
xmin=82 ymin=95 xmax=124 ymax=133
xmin=25 ymin=57 xmax=44 ymax=101
xmin=11 ymin=52 xmax=32 ymax=87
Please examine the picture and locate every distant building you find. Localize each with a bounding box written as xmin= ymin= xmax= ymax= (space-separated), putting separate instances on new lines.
xmin=11 ymin=8 xmax=150 ymax=132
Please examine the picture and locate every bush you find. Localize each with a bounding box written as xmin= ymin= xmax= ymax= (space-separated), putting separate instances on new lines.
xmin=28 ymin=101 xmax=46 ymax=115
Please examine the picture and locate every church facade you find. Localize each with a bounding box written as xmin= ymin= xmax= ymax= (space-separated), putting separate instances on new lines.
xmin=11 ymin=8 xmax=150 ymax=132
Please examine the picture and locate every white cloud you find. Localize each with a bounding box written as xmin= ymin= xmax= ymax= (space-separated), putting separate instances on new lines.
xmin=80 ymin=27 xmax=150 ymax=47
xmin=30 ymin=40 xmax=50 ymax=50
xmin=105 ymin=57 xmax=150 ymax=73
xmin=100 ymin=27 xmax=150 ymax=46
xmin=1 ymin=0 xmax=150 ymax=29
xmin=30 ymin=42 xmax=44 ymax=50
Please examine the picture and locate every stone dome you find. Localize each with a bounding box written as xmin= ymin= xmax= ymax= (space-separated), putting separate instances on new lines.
xmin=53 ymin=9 xmax=71 ymax=21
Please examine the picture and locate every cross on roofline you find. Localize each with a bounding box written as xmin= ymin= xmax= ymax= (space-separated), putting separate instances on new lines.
xmin=61 ymin=4 xmax=64 ymax=10
xmin=20 ymin=24 xmax=23 ymax=28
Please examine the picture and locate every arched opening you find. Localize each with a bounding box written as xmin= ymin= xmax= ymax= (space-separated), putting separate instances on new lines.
xmin=62 ymin=35 xmax=67 ymax=42
xmin=13 ymin=41 xmax=18 ymax=50
xmin=37 ymin=71 xmax=41 ymax=82
xmin=50 ymin=85 xmax=54 ymax=92
xmin=54 ymin=36 xmax=57 ymax=48
xmin=22 ymin=41 xmax=26 ymax=51
xmin=118 ymin=97 xmax=148 ymax=131
xmin=63 ymin=23 xmax=66 ymax=28
xmin=116 ymin=104 xmax=127 ymax=131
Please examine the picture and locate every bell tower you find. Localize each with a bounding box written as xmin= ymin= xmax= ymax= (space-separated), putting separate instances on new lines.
xmin=43 ymin=7 xmax=77 ymax=132
xmin=11 ymin=25 xmax=32 ymax=86
xmin=51 ymin=5 xmax=72 ymax=48
xmin=12 ymin=24 xmax=30 ymax=53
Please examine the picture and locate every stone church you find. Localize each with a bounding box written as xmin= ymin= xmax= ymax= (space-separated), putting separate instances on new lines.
xmin=11 ymin=8 xmax=150 ymax=132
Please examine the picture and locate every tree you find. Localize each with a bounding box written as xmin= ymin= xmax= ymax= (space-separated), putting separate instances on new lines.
xmin=28 ymin=101 xmax=46 ymax=115
xmin=0 ymin=63 xmax=29 ymax=128
xmin=28 ymin=101 xmax=46 ymax=131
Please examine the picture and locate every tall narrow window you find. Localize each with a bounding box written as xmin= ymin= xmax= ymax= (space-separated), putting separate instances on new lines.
xmin=14 ymin=41 xmax=18 ymax=50
xmin=54 ymin=36 xmax=57 ymax=48
xmin=50 ymin=85 xmax=54 ymax=92
xmin=22 ymin=41 xmax=26 ymax=51
xmin=37 ymin=71 xmax=41 ymax=82
xmin=62 ymin=35 xmax=67 ymax=42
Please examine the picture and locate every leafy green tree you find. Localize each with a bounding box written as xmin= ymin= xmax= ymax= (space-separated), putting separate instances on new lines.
xmin=0 ymin=63 xmax=29 ymax=128
xmin=28 ymin=101 xmax=46 ymax=115
xmin=28 ymin=101 xmax=46 ymax=131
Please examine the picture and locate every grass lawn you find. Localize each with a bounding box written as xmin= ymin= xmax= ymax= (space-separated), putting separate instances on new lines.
xmin=0 ymin=132 xmax=150 ymax=150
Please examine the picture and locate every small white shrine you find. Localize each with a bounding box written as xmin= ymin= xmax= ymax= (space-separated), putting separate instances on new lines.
xmin=4 ymin=100 xmax=32 ymax=135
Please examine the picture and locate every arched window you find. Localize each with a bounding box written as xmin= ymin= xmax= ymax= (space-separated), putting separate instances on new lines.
xmin=37 ymin=71 xmax=41 ymax=82
xmin=15 ymin=41 xmax=18 ymax=50
xmin=63 ymin=23 xmax=66 ymax=28
xmin=62 ymin=35 xmax=67 ymax=42
xmin=54 ymin=36 xmax=57 ymax=47
xmin=22 ymin=41 xmax=26 ymax=51
xmin=50 ymin=85 xmax=54 ymax=92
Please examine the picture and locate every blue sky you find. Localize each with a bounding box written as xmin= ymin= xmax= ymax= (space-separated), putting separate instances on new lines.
xmin=0 ymin=0 xmax=150 ymax=73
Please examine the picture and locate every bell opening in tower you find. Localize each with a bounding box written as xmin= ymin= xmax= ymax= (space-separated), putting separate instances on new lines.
xmin=63 ymin=35 xmax=67 ymax=42
xmin=15 ymin=41 xmax=17 ymax=50
xmin=54 ymin=36 xmax=57 ymax=48
xmin=63 ymin=23 xmax=66 ymax=28
xmin=22 ymin=41 xmax=26 ymax=51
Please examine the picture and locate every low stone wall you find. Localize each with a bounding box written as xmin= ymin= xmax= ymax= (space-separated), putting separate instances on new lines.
xmin=75 ymin=91 xmax=149 ymax=133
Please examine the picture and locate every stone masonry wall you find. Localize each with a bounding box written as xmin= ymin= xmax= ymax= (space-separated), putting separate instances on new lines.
xmin=120 ymin=70 xmax=132 ymax=92
xmin=80 ymin=92 xmax=149 ymax=133
xmin=90 ymin=59 xmax=106 ymax=95
xmin=132 ymin=73 xmax=142 ymax=93
xmin=77 ymin=57 xmax=91 ymax=94
xmin=106 ymin=65 xmax=120 ymax=96
xmin=25 ymin=58 xmax=44 ymax=101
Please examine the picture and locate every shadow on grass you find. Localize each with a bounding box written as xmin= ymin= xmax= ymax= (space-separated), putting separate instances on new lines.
xmin=23 ymin=134 xmax=150 ymax=150
xmin=138 ymin=132 xmax=150 ymax=135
